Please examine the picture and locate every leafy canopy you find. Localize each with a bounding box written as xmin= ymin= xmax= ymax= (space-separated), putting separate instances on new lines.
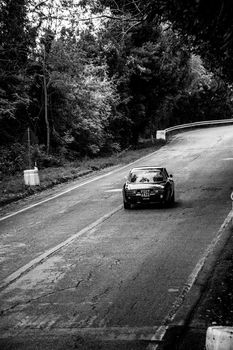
xmin=97 ymin=0 xmax=233 ymax=81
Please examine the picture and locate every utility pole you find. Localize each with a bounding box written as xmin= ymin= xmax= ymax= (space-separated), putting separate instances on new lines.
xmin=27 ymin=127 xmax=31 ymax=169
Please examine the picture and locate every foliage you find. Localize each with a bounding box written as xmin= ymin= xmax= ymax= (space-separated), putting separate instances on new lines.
xmin=66 ymin=61 xmax=119 ymax=156
xmin=27 ymin=27 xmax=119 ymax=157
xmin=0 ymin=0 xmax=36 ymax=145
xmin=0 ymin=143 xmax=63 ymax=176
xmin=1 ymin=0 xmax=233 ymax=176
xmin=101 ymin=19 xmax=193 ymax=143
xmin=97 ymin=0 xmax=233 ymax=81
xmin=172 ymin=82 xmax=233 ymax=126
xmin=0 ymin=143 xmax=28 ymax=176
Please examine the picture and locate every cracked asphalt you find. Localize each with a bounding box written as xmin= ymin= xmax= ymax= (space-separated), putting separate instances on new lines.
xmin=1 ymin=126 xmax=233 ymax=350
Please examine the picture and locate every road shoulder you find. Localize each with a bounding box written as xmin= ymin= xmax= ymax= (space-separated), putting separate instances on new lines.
xmin=160 ymin=212 xmax=233 ymax=349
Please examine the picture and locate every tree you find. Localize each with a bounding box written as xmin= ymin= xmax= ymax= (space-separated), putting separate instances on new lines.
xmin=100 ymin=17 xmax=193 ymax=144
xmin=66 ymin=62 xmax=119 ymax=156
xmin=0 ymin=0 xmax=36 ymax=144
xmin=26 ymin=21 xmax=120 ymax=157
xmin=96 ymin=0 xmax=233 ymax=82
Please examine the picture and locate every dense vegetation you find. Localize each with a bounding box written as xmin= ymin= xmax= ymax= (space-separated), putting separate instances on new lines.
xmin=1 ymin=0 xmax=233 ymax=176
xmin=97 ymin=0 xmax=233 ymax=81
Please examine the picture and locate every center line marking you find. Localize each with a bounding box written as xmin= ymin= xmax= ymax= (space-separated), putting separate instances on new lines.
xmin=0 ymin=205 xmax=122 ymax=292
xmin=105 ymin=189 xmax=122 ymax=193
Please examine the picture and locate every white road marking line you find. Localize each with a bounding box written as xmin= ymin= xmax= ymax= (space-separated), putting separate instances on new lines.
xmin=58 ymin=200 xmax=81 ymax=214
xmin=148 ymin=208 xmax=233 ymax=349
xmin=0 ymin=149 xmax=160 ymax=223
xmin=222 ymin=158 xmax=233 ymax=160
xmin=0 ymin=326 xmax=160 ymax=341
xmin=0 ymin=205 xmax=122 ymax=292
xmin=105 ymin=189 xmax=122 ymax=193
xmin=168 ymin=288 xmax=179 ymax=293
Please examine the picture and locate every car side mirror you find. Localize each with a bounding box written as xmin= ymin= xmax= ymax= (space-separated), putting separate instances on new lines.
xmin=169 ymin=174 xmax=173 ymax=178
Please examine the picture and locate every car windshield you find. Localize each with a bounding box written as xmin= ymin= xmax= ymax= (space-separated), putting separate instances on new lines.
xmin=128 ymin=170 xmax=164 ymax=183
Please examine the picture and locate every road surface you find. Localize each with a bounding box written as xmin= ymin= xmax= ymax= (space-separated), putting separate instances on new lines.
xmin=0 ymin=126 xmax=233 ymax=350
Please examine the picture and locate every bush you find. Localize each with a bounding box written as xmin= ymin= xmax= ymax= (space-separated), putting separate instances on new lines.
xmin=31 ymin=145 xmax=63 ymax=168
xmin=0 ymin=143 xmax=63 ymax=176
xmin=0 ymin=143 xmax=28 ymax=176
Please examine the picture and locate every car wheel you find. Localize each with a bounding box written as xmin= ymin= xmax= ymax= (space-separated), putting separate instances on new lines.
xmin=163 ymin=188 xmax=170 ymax=207
xmin=124 ymin=201 xmax=131 ymax=209
xmin=170 ymin=190 xmax=175 ymax=204
xmin=164 ymin=188 xmax=173 ymax=207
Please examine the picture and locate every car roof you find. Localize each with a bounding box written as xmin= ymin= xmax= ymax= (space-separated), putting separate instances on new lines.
xmin=130 ymin=166 xmax=164 ymax=172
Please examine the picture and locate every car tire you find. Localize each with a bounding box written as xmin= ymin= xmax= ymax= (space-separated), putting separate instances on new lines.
xmin=170 ymin=190 xmax=175 ymax=204
xmin=123 ymin=201 xmax=131 ymax=209
xmin=164 ymin=188 xmax=174 ymax=207
xmin=163 ymin=188 xmax=170 ymax=207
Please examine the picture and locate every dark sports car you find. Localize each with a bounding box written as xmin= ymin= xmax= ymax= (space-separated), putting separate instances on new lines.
xmin=122 ymin=166 xmax=175 ymax=209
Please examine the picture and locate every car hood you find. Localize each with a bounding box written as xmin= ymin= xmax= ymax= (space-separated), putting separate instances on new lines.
xmin=125 ymin=182 xmax=166 ymax=190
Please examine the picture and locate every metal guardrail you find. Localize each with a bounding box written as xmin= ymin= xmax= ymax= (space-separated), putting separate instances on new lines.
xmin=157 ymin=118 xmax=233 ymax=140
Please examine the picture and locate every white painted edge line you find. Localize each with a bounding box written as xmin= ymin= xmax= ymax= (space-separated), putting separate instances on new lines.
xmin=0 ymin=149 xmax=160 ymax=223
xmin=0 ymin=205 xmax=122 ymax=292
xmin=0 ymin=326 xmax=160 ymax=341
xmin=148 ymin=209 xmax=233 ymax=349
xmin=105 ymin=189 xmax=122 ymax=193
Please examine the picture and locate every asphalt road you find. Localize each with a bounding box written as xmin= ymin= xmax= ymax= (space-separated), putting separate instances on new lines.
xmin=1 ymin=126 xmax=233 ymax=350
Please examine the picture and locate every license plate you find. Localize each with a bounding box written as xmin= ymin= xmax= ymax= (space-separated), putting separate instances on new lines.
xmin=141 ymin=190 xmax=150 ymax=197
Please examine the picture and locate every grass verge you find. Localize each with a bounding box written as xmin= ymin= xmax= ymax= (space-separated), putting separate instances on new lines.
xmin=0 ymin=141 xmax=165 ymax=207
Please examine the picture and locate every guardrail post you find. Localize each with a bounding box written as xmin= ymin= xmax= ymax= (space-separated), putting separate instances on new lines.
xmin=206 ymin=326 xmax=233 ymax=349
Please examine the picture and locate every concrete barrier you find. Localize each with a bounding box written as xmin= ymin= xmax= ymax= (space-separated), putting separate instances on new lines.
xmin=157 ymin=118 xmax=233 ymax=141
xmin=206 ymin=326 xmax=233 ymax=350
xmin=156 ymin=130 xmax=166 ymax=140
xmin=24 ymin=167 xmax=40 ymax=186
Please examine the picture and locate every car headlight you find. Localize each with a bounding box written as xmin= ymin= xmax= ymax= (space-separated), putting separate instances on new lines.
xmin=155 ymin=185 xmax=165 ymax=189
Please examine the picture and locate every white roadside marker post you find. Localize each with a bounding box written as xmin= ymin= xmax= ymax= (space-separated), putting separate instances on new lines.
xmin=24 ymin=164 xmax=40 ymax=186
xmin=156 ymin=130 xmax=166 ymax=140
xmin=206 ymin=326 xmax=233 ymax=350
